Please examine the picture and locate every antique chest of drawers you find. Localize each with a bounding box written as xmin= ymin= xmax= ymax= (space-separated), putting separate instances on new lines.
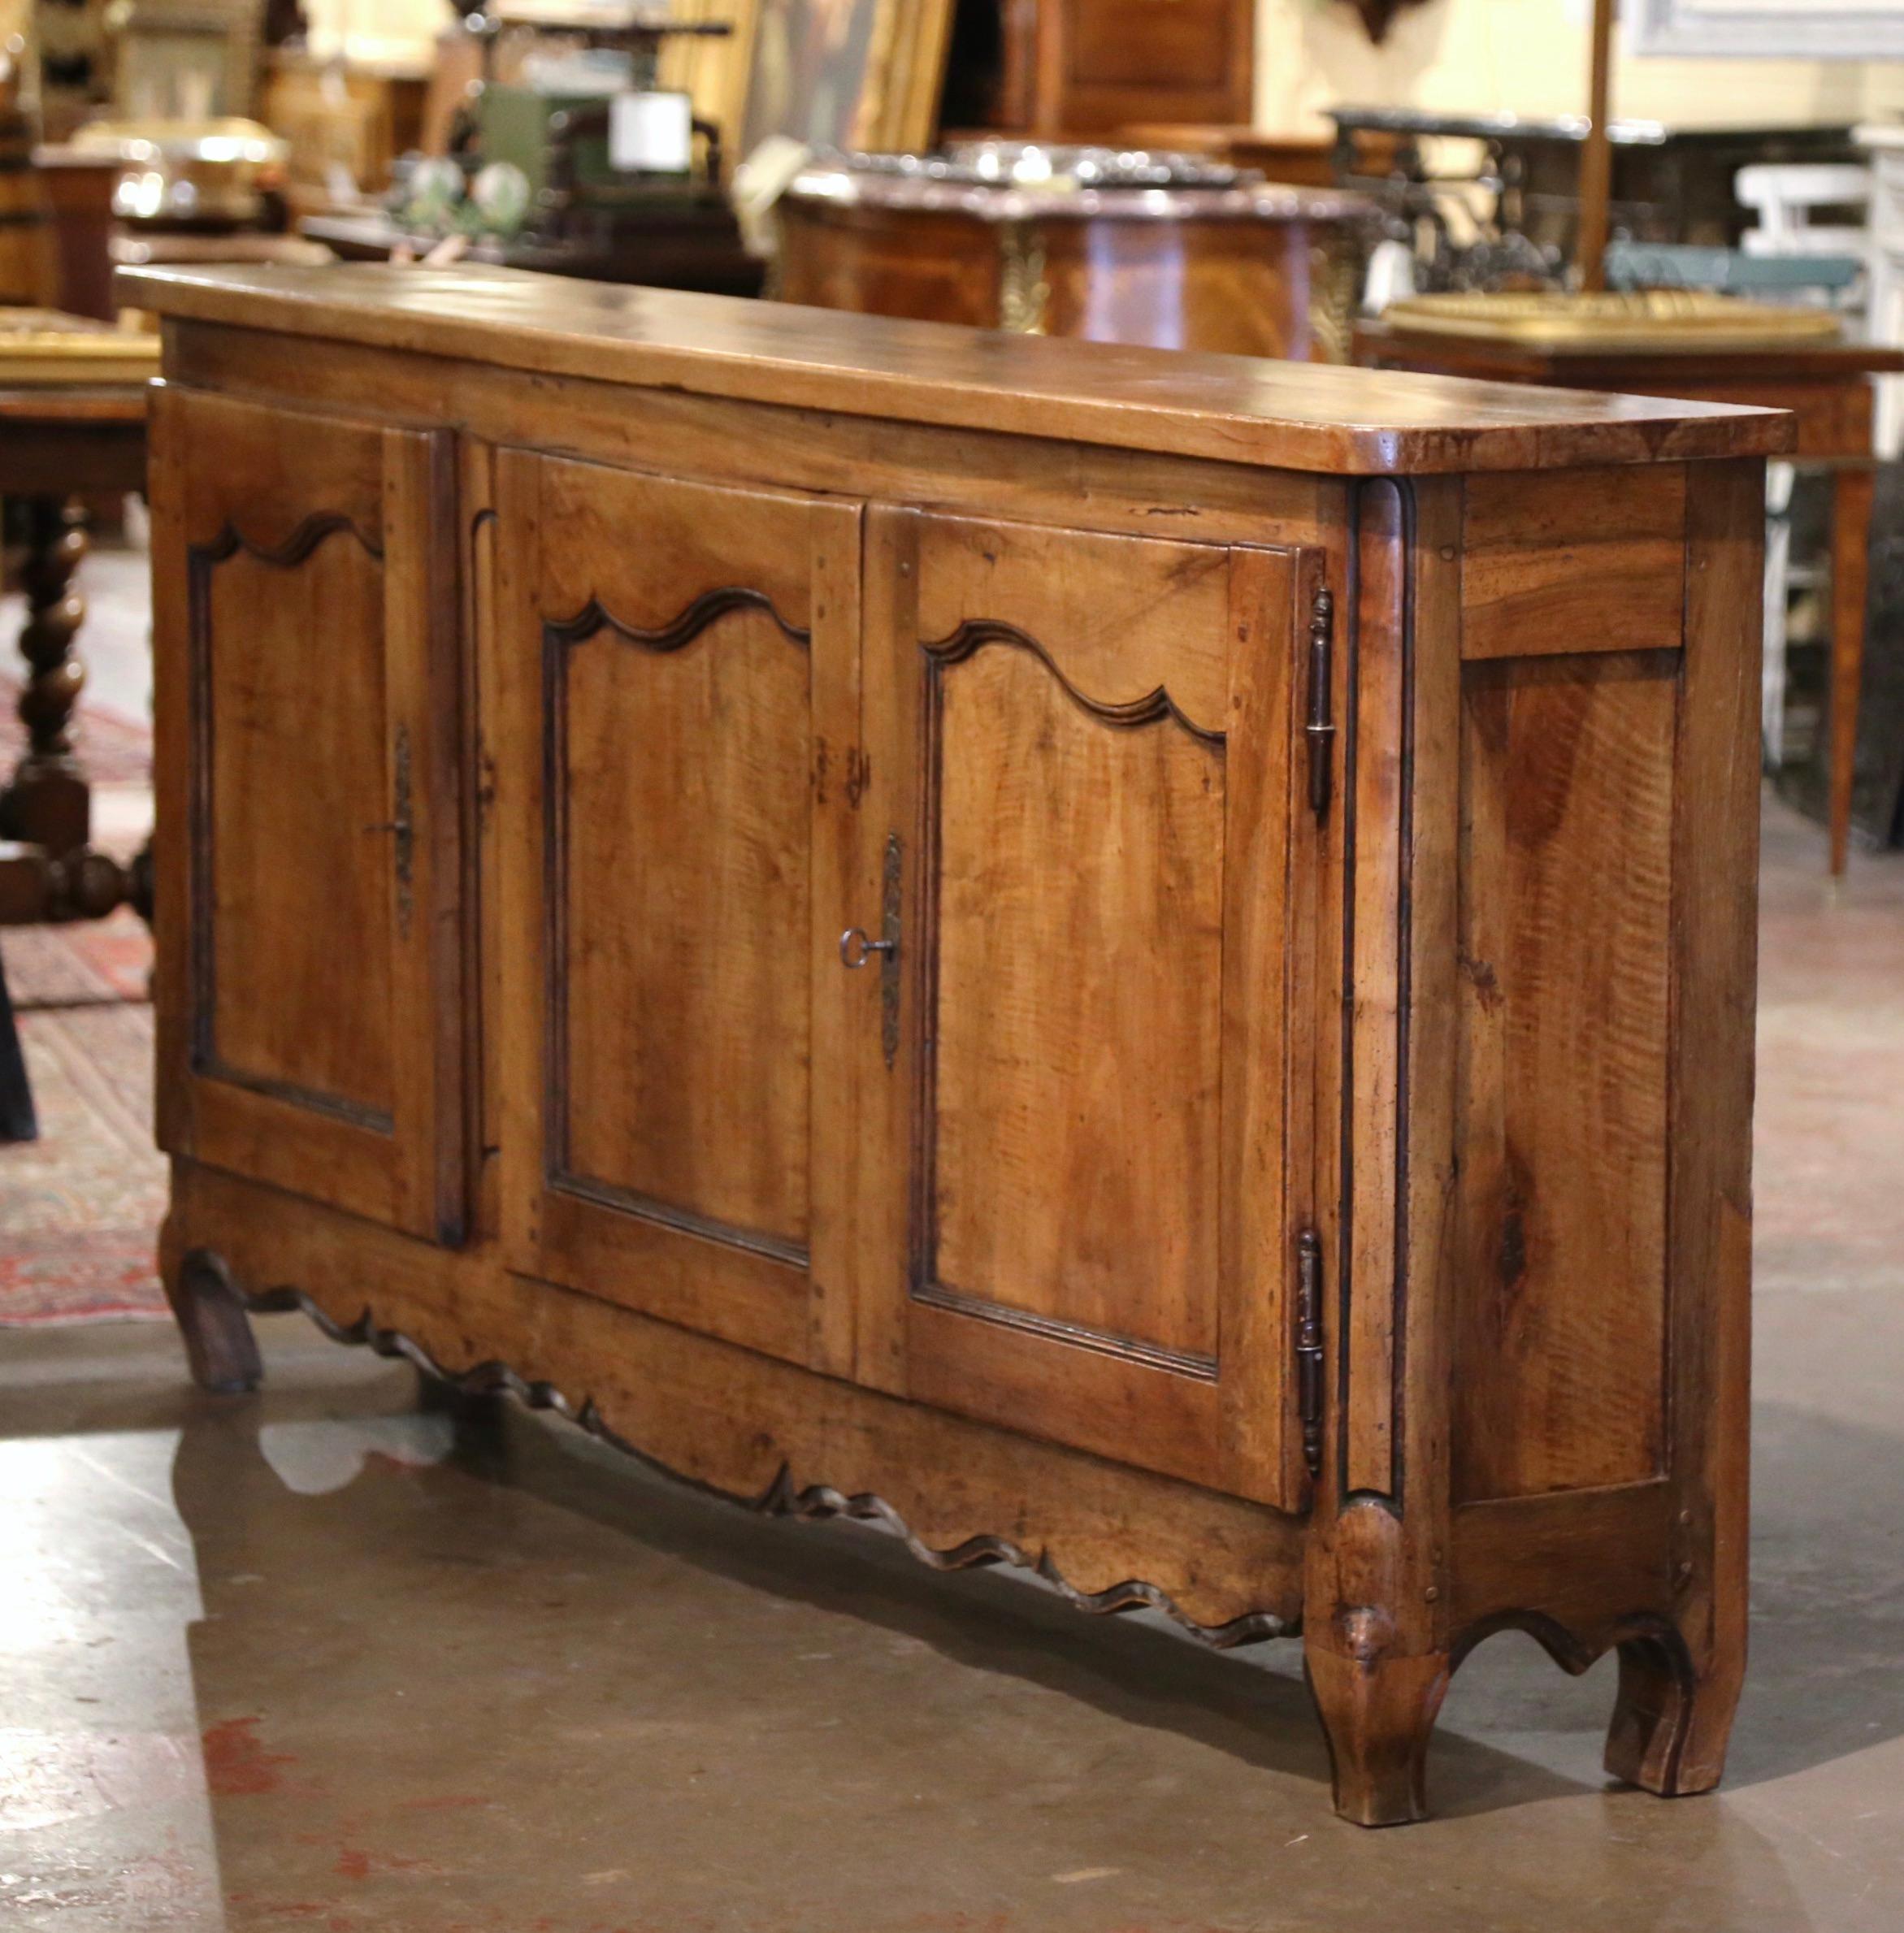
xmin=774 ymin=141 xmax=1374 ymax=362
xmin=125 ymin=262 xmax=1783 ymax=1823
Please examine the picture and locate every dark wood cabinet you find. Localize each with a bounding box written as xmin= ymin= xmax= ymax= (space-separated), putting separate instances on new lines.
xmin=134 ymin=261 xmax=1777 ymax=1827
xmin=948 ymin=0 xmax=1256 ymax=136
xmin=1040 ymin=0 xmax=1252 ymax=133
xmin=774 ymin=153 xmax=1372 ymax=362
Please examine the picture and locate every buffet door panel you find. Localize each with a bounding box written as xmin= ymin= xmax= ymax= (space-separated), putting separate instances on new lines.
xmin=854 ymin=509 xmax=1315 ymax=1510
xmin=494 ymin=451 xmax=863 ymax=1367
xmin=150 ymin=386 xmax=464 ymax=1242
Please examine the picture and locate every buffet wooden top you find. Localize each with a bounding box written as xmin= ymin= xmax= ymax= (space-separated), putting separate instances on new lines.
xmin=117 ymin=261 xmax=1792 ymax=477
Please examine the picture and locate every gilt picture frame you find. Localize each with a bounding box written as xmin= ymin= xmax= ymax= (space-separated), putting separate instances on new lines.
xmin=664 ymin=0 xmax=955 ymax=162
xmin=114 ymin=0 xmax=258 ymax=120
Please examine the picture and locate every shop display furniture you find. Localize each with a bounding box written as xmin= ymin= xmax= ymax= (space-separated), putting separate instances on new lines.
xmin=131 ymin=259 xmax=1778 ymax=1824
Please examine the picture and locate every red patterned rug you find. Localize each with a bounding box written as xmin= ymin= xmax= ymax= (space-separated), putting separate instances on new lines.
xmin=0 ymin=916 xmax=167 ymax=1326
xmin=0 ymin=542 xmax=166 ymax=1324
xmin=3 ymin=908 xmax=153 ymax=1007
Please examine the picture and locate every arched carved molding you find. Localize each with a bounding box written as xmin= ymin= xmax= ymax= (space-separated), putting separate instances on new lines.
xmin=922 ymin=618 xmax=1225 ymax=746
xmin=189 ymin=511 xmax=384 ymax=574
xmin=546 ymin=585 xmax=812 ymax=656
xmin=769 ymin=1476 xmax=1284 ymax=1646
xmin=229 ymin=1275 xmax=1293 ymax=1653
xmin=1446 ymin=1609 xmax=1714 ymax=1795
xmin=1449 ymin=1605 xmax=1697 ymax=1686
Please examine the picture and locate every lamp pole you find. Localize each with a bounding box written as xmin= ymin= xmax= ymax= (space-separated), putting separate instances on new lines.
xmin=1578 ymin=0 xmax=1616 ymax=289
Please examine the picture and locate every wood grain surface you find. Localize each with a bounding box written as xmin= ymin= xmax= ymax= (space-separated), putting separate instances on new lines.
xmin=1462 ymin=466 xmax=1688 ymax=661
xmin=150 ymin=301 xmax=1762 ymax=1826
xmin=1452 ymin=648 xmax=1676 ymax=1501
xmin=121 ymin=262 xmax=1791 ymax=477
xmin=149 ymin=385 xmax=464 ymax=1242
xmin=853 ymin=512 xmax=1309 ymax=1506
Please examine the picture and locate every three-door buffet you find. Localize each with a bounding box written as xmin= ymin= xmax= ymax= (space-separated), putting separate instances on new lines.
xmin=128 ymin=261 xmax=1782 ymax=1824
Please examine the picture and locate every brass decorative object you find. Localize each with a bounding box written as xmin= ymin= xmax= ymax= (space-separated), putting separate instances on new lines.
xmin=0 ymin=310 xmax=162 ymax=385
xmin=1381 ymin=288 xmax=1844 ymax=350
xmin=996 ymin=218 xmax=1050 ymax=335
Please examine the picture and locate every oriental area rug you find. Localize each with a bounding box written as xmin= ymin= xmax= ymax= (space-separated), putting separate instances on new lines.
xmin=1 ymin=663 xmax=166 ymax=1326
xmin=0 ymin=914 xmax=167 ymax=1325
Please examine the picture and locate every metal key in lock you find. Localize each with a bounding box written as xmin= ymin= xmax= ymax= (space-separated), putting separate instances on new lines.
xmin=838 ymin=926 xmax=894 ymax=969
xmin=838 ymin=831 xmax=903 ymax=1065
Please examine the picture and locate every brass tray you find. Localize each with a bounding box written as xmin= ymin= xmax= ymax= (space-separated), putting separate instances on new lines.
xmin=1381 ymin=289 xmax=1843 ymax=351
xmin=0 ymin=311 xmax=160 ymax=386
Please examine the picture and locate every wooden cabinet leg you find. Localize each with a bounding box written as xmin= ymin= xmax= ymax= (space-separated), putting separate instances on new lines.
xmin=167 ymin=1248 xmax=264 ymax=1394
xmin=1305 ymin=1635 xmax=1451 ymax=1827
xmin=1603 ymin=1632 xmax=1742 ymax=1798
xmin=0 ymin=496 xmax=91 ymax=859
xmin=1828 ymin=466 xmax=1876 ymax=878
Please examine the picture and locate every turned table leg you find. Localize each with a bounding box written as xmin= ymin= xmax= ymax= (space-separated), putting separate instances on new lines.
xmin=1 ymin=495 xmax=92 ymax=860
xmin=1828 ymin=465 xmax=1876 ymax=879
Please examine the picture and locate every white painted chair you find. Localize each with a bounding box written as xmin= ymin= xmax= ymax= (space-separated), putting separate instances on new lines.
xmin=1763 ymin=461 xmax=1796 ymax=769
xmin=1734 ymin=163 xmax=1875 ymax=768
xmin=1858 ymin=127 xmax=1904 ymax=460
xmin=1736 ymin=163 xmax=1874 ymax=265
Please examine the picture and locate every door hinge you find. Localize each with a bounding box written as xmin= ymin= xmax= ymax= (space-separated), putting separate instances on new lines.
xmin=392 ymin=725 xmax=414 ymax=939
xmin=878 ymin=829 xmax=902 ymax=1067
xmin=1296 ymin=1227 xmax=1325 ymax=1480
xmin=1304 ymin=585 xmax=1335 ymax=819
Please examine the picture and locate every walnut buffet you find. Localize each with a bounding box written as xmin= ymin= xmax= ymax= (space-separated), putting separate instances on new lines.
xmin=126 ymin=261 xmax=1782 ymax=1826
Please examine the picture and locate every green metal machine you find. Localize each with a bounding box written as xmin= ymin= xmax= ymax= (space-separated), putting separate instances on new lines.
xmin=461 ymin=6 xmax=731 ymax=227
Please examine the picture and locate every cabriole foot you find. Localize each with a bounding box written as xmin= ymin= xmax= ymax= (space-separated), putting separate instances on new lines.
xmin=1306 ymin=1635 xmax=1451 ymax=1827
xmin=1604 ymin=1632 xmax=1740 ymax=1798
xmin=168 ymin=1247 xmax=263 ymax=1394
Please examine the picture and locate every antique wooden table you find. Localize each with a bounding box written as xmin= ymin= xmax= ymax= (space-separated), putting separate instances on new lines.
xmin=301 ymin=206 xmax=766 ymax=299
xmin=1117 ymin=124 xmax=1343 ymax=189
xmin=0 ymin=379 xmax=150 ymax=899
xmin=0 ymin=374 xmax=150 ymax=1140
xmin=1357 ymin=319 xmax=1904 ymax=873
xmin=126 ymin=260 xmax=1781 ymax=1824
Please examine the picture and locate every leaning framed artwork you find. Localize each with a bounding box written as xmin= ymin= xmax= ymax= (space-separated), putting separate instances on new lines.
xmin=1633 ymin=0 xmax=1904 ymax=58
xmin=666 ymin=0 xmax=954 ymax=161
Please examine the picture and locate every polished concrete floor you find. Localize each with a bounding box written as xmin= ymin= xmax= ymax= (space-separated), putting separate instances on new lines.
xmin=2 ymin=795 xmax=1902 ymax=1932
